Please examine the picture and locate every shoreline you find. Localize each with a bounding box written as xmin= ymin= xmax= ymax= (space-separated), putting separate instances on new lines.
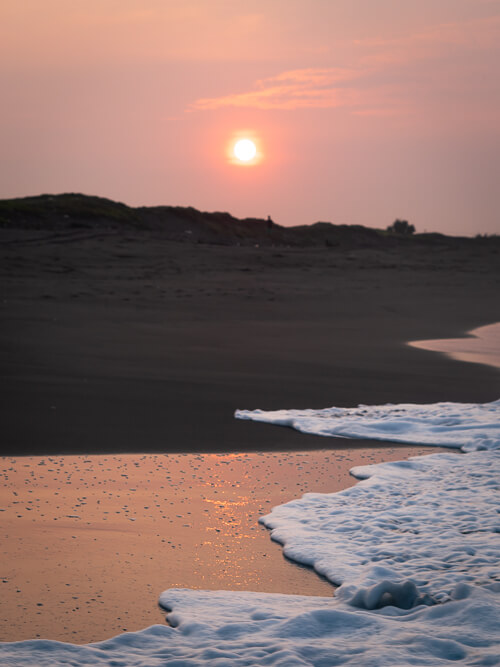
xmin=0 ymin=444 xmax=452 ymax=644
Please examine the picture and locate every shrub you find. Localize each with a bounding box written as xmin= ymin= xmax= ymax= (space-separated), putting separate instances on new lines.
xmin=387 ymin=219 xmax=415 ymax=235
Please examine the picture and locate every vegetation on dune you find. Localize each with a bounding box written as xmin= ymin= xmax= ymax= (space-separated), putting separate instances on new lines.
xmin=386 ymin=219 xmax=416 ymax=235
xmin=0 ymin=193 xmax=497 ymax=248
xmin=0 ymin=193 xmax=140 ymax=229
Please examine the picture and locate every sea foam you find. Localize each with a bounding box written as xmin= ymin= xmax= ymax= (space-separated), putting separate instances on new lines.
xmin=235 ymin=399 xmax=500 ymax=451
xmin=260 ymin=450 xmax=500 ymax=605
xmin=1 ymin=400 xmax=499 ymax=665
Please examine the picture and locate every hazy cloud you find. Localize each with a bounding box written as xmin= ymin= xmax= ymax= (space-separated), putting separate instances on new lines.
xmin=189 ymin=13 xmax=500 ymax=113
xmin=190 ymin=68 xmax=368 ymax=111
xmin=358 ymin=13 xmax=500 ymax=65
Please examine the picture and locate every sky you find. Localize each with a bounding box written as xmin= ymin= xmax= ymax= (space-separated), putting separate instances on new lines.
xmin=1 ymin=0 xmax=499 ymax=235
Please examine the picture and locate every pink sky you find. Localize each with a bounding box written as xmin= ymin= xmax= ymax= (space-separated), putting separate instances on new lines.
xmin=1 ymin=0 xmax=499 ymax=235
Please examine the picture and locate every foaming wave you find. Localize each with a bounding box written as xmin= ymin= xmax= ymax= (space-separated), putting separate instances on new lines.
xmin=236 ymin=399 xmax=500 ymax=452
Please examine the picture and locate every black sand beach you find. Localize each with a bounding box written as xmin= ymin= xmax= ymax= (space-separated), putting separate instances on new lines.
xmin=1 ymin=209 xmax=499 ymax=456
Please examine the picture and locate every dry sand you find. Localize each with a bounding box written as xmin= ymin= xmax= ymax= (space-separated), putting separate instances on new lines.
xmin=0 ymin=228 xmax=498 ymax=644
xmin=0 ymin=445 xmax=446 ymax=644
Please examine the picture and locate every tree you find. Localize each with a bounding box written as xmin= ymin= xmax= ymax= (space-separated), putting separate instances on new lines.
xmin=387 ymin=219 xmax=415 ymax=235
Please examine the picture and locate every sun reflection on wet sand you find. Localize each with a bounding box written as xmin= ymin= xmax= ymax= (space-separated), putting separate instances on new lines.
xmin=1 ymin=446 xmax=447 ymax=644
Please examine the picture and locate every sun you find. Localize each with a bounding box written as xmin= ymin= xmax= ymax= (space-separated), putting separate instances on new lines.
xmin=233 ymin=138 xmax=257 ymax=162
xmin=226 ymin=132 xmax=262 ymax=166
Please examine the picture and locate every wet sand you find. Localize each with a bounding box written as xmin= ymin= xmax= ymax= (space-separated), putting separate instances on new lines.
xmin=410 ymin=322 xmax=500 ymax=371
xmin=0 ymin=445 xmax=447 ymax=644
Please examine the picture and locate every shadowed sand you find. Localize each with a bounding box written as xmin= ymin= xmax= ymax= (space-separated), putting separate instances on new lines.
xmin=1 ymin=232 xmax=499 ymax=456
xmin=0 ymin=445 xmax=446 ymax=644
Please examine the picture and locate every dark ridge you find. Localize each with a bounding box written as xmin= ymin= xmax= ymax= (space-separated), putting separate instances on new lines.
xmin=0 ymin=192 xmax=497 ymax=248
xmin=0 ymin=193 xmax=138 ymax=226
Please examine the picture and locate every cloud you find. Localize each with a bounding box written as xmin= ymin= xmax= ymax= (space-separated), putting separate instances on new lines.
xmin=358 ymin=13 xmax=500 ymax=65
xmin=189 ymin=68 xmax=371 ymax=111
xmin=188 ymin=14 xmax=500 ymax=115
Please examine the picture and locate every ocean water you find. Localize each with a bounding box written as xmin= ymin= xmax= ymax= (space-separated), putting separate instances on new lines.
xmin=1 ymin=399 xmax=499 ymax=665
